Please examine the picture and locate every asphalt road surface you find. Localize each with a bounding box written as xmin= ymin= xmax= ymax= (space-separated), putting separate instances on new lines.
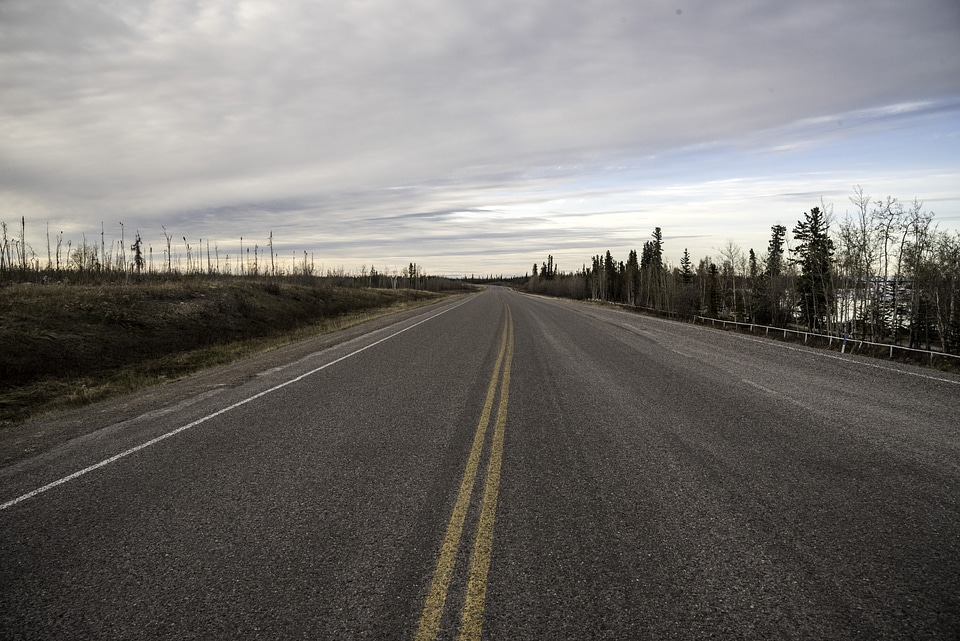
xmin=2 ymin=287 xmax=958 ymax=640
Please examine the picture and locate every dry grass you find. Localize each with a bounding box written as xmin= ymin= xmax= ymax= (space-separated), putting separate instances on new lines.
xmin=0 ymin=277 xmax=452 ymax=426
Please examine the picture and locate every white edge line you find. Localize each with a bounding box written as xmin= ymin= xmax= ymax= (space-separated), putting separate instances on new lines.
xmin=603 ymin=306 xmax=960 ymax=387
xmin=731 ymin=333 xmax=960 ymax=386
xmin=1 ymin=298 xmax=470 ymax=511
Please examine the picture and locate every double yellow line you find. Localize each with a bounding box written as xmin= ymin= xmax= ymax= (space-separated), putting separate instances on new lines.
xmin=415 ymin=304 xmax=515 ymax=641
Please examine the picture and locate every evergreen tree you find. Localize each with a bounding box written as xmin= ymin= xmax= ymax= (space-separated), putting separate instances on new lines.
xmin=755 ymin=225 xmax=789 ymax=326
xmin=640 ymin=228 xmax=666 ymax=309
xmin=650 ymin=227 xmax=664 ymax=268
xmin=675 ymin=248 xmax=698 ymax=318
xmin=604 ymin=250 xmax=615 ymax=302
xmin=680 ymin=248 xmax=693 ymax=284
xmin=131 ymin=232 xmax=145 ymax=277
xmin=708 ymin=262 xmax=721 ymax=318
xmin=625 ymin=249 xmax=640 ymax=305
xmin=765 ymin=225 xmax=786 ymax=278
xmin=590 ymin=254 xmax=602 ymax=300
xmin=790 ymin=207 xmax=835 ymax=331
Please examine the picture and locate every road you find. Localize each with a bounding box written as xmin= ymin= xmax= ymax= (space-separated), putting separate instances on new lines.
xmin=2 ymin=286 xmax=958 ymax=639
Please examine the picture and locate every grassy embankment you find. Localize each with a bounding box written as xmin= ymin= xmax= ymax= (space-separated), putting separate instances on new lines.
xmin=0 ymin=277 xmax=456 ymax=426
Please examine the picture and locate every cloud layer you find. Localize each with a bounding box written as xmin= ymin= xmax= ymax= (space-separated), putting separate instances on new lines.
xmin=2 ymin=0 xmax=959 ymax=273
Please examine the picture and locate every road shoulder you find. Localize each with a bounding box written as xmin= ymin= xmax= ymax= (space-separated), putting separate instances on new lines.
xmin=0 ymin=296 xmax=469 ymax=467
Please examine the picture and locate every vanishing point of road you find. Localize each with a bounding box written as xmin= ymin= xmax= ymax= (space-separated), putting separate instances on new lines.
xmin=2 ymin=287 xmax=958 ymax=639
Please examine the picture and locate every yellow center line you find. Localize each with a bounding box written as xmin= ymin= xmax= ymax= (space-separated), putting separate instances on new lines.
xmin=415 ymin=305 xmax=513 ymax=641
xmin=459 ymin=307 xmax=513 ymax=641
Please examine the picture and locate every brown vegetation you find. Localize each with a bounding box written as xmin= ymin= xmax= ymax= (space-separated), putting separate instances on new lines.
xmin=0 ymin=276 xmax=459 ymax=426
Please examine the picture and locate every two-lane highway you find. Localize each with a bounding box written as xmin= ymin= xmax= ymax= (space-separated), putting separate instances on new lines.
xmin=2 ymin=287 xmax=959 ymax=639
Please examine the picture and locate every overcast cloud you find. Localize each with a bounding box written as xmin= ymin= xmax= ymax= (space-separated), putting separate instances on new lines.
xmin=2 ymin=0 xmax=959 ymax=275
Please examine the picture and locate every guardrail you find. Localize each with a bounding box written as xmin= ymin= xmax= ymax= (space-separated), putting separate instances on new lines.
xmin=692 ymin=316 xmax=960 ymax=365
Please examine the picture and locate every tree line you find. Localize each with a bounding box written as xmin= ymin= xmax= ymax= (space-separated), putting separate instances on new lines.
xmin=0 ymin=219 xmax=463 ymax=292
xmin=524 ymin=187 xmax=960 ymax=355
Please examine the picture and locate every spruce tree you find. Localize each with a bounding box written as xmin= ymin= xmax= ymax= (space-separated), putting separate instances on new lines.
xmin=680 ymin=248 xmax=693 ymax=285
xmin=708 ymin=262 xmax=721 ymax=318
xmin=790 ymin=207 xmax=835 ymax=331
xmin=755 ymin=225 xmax=788 ymax=326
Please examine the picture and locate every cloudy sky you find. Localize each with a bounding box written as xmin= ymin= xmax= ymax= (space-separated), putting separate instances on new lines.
xmin=2 ymin=1 xmax=959 ymax=276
